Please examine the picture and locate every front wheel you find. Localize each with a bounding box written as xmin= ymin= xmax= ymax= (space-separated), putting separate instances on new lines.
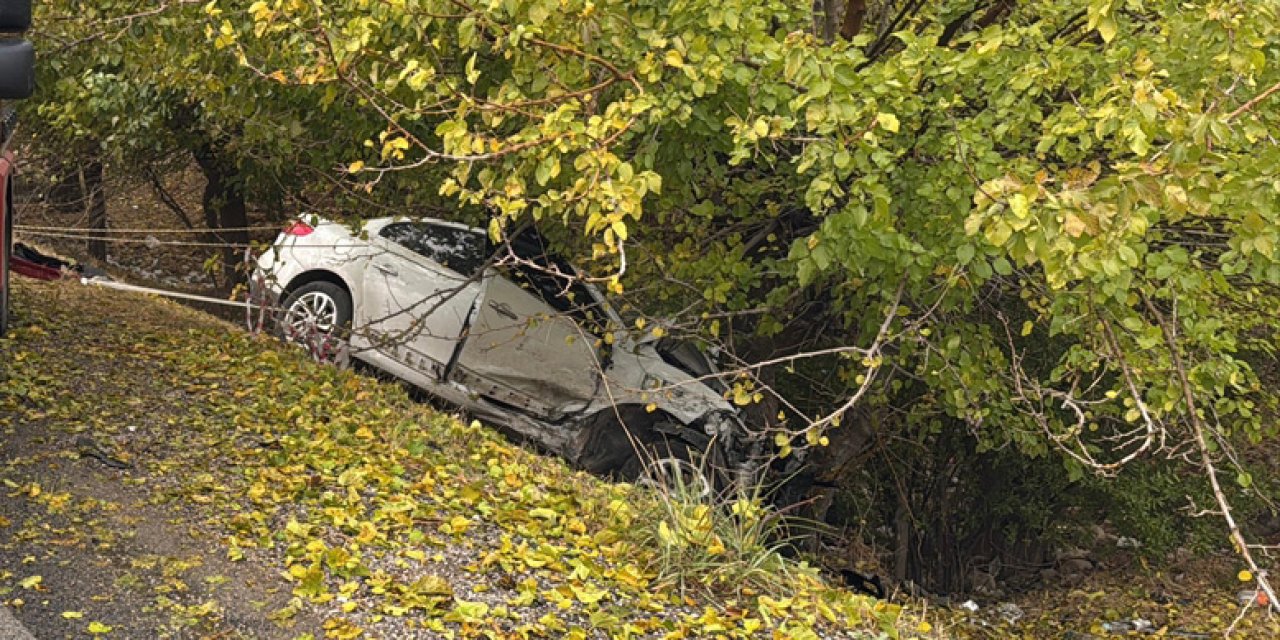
xmin=278 ymin=281 xmax=352 ymax=366
xmin=633 ymin=436 xmax=714 ymax=501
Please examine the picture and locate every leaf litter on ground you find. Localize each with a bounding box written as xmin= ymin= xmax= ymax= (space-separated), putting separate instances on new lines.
xmin=0 ymin=279 xmax=913 ymax=639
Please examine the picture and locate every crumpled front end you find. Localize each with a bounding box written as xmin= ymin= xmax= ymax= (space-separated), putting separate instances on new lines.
xmin=699 ymin=410 xmax=766 ymax=490
xmin=582 ymin=341 xmax=767 ymax=488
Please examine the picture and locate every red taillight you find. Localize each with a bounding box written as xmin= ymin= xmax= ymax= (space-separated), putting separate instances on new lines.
xmin=283 ymin=220 xmax=314 ymax=236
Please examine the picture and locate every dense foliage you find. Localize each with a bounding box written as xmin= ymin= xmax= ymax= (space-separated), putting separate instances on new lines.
xmin=28 ymin=0 xmax=1280 ymax=592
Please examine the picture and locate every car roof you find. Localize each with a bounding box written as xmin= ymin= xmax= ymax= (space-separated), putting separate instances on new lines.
xmin=359 ymin=216 xmax=484 ymax=236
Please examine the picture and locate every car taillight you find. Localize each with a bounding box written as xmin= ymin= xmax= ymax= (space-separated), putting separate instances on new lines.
xmin=283 ymin=220 xmax=314 ymax=236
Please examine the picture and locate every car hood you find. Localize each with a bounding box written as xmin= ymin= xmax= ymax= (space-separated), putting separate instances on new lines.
xmin=599 ymin=340 xmax=734 ymax=425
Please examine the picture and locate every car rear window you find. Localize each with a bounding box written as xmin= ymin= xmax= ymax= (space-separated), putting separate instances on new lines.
xmin=380 ymin=222 xmax=487 ymax=275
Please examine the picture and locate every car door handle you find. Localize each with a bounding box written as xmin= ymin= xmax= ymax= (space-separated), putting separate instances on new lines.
xmin=373 ymin=263 xmax=398 ymax=278
xmin=488 ymin=301 xmax=518 ymax=320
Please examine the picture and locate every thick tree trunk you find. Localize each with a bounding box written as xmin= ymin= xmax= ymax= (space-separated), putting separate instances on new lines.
xmin=192 ymin=142 xmax=247 ymax=290
xmin=840 ymin=0 xmax=867 ymax=40
xmin=83 ymin=159 xmax=107 ymax=262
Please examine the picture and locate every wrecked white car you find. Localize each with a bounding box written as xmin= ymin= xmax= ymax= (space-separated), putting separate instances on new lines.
xmin=250 ymin=217 xmax=760 ymax=493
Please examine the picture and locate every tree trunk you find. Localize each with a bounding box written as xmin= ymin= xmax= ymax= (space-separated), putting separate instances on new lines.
xmin=814 ymin=0 xmax=841 ymax=42
xmin=840 ymin=0 xmax=867 ymax=40
xmin=893 ymin=484 xmax=911 ymax=583
xmin=83 ymin=159 xmax=107 ymax=262
xmin=192 ymin=142 xmax=247 ymax=291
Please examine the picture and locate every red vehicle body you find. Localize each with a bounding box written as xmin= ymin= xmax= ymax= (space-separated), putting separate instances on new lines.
xmin=0 ymin=151 xmax=13 ymax=334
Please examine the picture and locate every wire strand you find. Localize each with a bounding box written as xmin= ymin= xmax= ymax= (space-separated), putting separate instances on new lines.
xmin=14 ymin=223 xmax=284 ymax=234
xmin=15 ymin=230 xmax=368 ymax=249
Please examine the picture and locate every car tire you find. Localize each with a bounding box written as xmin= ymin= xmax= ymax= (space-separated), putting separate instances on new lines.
xmin=278 ymin=280 xmax=352 ymax=367
xmin=632 ymin=434 xmax=714 ymax=501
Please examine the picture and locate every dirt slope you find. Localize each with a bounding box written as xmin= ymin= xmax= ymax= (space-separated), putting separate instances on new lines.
xmin=0 ymin=279 xmax=898 ymax=639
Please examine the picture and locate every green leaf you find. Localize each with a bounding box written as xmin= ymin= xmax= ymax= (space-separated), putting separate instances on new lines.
xmin=535 ymin=155 xmax=559 ymax=186
xmin=992 ymin=257 xmax=1013 ymax=275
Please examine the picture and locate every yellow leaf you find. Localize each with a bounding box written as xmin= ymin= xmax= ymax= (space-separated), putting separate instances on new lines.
xmin=88 ymin=621 xmax=113 ymax=634
xmin=658 ymin=521 xmax=676 ymax=545
xmin=1021 ymin=320 xmax=1034 ymax=336
xmin=1240 ymin=569 xmax=1254 ymax=582
xmin=445 ymin=514 xmax=471 ymax=534
xmin=529 ymin=508 xmax=558 ymax=522
xmin=61 ymin=611 xmax=84 ymax=619
xmin=1097 ymin=15 xmax=1117 ymax=42
xmin=19 ymin=575 xmax=41 ymax=589
xmin=355 ymin=521 xmax=378 ymax=543
xmin=664 ymin=50 xmax=684 ymax=68
xmin=347 ymin=160 xmax=365 ymax=173
xmin=876 ymin=112 xmax=900 ymax=134
xmin=1063 ymin=212 xmax=1087 ymax=237
xmin=571 ymin=584 xmax=609 ymax=604
xmin=918 ymin=621 xmax=933 ymax=633
xmin=706 ymin=535 xmax=726 ymax=556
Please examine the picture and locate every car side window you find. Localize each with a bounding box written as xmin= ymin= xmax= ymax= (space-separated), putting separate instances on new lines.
xmin=379 ymin=222 xmax=487 ymax=275
xmin=503 ymin=233 xmax=607 ymax=335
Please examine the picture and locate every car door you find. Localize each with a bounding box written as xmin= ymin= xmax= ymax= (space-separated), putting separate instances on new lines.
xmin=450 ymin=242 xmax=604 ymax=420
xmin=356 ymin=221 xmax=486 ymax=380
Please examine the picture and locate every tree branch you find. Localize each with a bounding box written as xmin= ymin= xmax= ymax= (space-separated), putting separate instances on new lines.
xmin=143 ymin=166 xmax=196 ymax=229
xmin=1142 ymin=292 xmax=1280 ymax=620
xmin=1227 ymin=80 xmax=1280 ymax=122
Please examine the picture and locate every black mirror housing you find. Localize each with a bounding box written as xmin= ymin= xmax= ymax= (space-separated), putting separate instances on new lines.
xmin=0 ymin=38 xmax=32 ymax=99
xmin=0 ymin=0 xmax=29 ymax=32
